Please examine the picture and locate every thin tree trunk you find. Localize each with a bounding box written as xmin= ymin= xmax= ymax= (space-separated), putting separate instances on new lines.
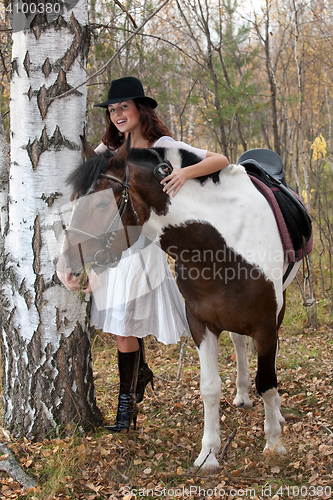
xmin=292 ymin=0 xmax=317 ymax=327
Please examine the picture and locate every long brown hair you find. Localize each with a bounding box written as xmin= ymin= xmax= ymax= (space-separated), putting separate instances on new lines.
xmin=101 ymin=99 xmax=173 ymax=150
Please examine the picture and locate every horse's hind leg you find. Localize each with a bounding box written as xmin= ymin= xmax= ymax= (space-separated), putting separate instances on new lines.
xmin=194 ymin=328 xmax=221 ymax=470
xmin=229 ymin=332 xmax=252 ymax=408
xmin=255 ymin=332 xmax=286 ymax=454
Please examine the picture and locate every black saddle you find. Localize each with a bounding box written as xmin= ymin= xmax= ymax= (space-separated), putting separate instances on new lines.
xmin=237 ymin=148 xmax=286 ymax=183
xmin=236 ymin=149 xmax=312 ymax=255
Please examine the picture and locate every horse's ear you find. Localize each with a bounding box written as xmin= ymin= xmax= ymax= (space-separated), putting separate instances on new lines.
xmin=110 ymin=133 xmax=130 ymax=168
xmin=80 ymin=135 xmax=96 ymax=160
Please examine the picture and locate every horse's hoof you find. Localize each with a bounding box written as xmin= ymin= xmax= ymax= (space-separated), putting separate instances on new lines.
xmin=196 ymin=463 xmax=220 ymax=474
xmin=194 ymin=451 xmax=220 ymax=471
xmin=263 ymin=442 xmax=287 ymax=455
xmin=233 ymin=395 xmax=253 ymax=409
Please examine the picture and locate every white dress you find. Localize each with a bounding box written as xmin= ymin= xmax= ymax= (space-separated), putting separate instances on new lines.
xmin=90 ymin=137 xmax=207 ymax=344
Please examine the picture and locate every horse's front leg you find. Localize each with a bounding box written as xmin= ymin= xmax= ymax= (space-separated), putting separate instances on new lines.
xmin=255 ymin=332 xmax=286 ymax=454
xmin=229 ymin=332 xmax=252 ymax=408
xmin=194 ymin=328 xmax=221 ymax=471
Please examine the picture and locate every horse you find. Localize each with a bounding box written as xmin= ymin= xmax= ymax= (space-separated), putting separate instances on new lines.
xmin=57 ymin=137 xmax=303 ymax=470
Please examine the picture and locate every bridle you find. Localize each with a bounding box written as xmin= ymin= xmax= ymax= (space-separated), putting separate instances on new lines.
xmin=65 ymin=149 xmax=172 ymax=273
xmin=66 ymin=165 xmax=139 ymax=271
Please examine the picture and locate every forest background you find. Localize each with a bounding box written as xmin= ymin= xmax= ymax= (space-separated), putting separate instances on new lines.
xmin=0 ymin=0 xmax=333 ymax=498
xmin=95 ymin=0 xmax=333 ymax=324
xmin=1 ymin=0 xmax=333 ymax=322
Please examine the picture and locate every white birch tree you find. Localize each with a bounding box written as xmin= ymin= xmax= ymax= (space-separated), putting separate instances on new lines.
xmin=3 ymin=0 xmax=103 ymax=439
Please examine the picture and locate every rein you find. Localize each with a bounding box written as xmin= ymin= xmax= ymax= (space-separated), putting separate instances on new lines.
xmin=66 ymin=165 xmax=140 ymax=270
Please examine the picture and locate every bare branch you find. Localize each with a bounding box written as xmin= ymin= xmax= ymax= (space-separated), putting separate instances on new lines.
xmin=50 ymin=0 xmax=170 ymax=103
xmin=219 ymin=428 xmax=237 ymax=463
xmin=176 ymin=337 xmax=188 ymax=383
xmin=194 ymin=449 xmax=212 ymax=473
xmin=113 ymin=0 xmax=138 ymax=29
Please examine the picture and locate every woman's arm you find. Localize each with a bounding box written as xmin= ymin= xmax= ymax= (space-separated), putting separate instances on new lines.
xmin=161 ymin=151 xmax=229 ymax=196
xmin=94 ymin=142 xmax=108 ymax=154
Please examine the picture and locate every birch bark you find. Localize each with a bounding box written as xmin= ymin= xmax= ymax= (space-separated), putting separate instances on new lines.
xmin=4 ymin=0 xmax=103 ymax=439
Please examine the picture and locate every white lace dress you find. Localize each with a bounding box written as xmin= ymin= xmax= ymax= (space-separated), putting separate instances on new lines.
xmin=90 ymin=137 xmax=207 ymax=344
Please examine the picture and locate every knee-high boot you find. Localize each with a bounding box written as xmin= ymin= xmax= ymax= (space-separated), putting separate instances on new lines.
xmin=105 ymin=350 xmax=139 ymax=432
xmin=136 ymin=338 xmax=154 ymax=404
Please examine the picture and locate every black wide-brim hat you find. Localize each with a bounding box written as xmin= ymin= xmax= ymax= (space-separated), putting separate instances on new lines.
xmin=94 ymin=76 xmax=157 ymax=109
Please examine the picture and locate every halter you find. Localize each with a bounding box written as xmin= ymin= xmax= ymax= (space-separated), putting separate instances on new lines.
xmin=149 ymin=149 xmax=173 ymax=180
xmin=66 ymin=165 xmax=140 ymax=270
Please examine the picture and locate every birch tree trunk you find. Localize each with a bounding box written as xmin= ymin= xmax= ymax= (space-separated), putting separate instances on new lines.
xmin=0 ymin=114 xmax=10 ymax=339
xmin=3 ymin=0 xmax=103 ymax=439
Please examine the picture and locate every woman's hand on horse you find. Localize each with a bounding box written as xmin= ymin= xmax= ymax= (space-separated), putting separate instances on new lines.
xmin=161 ymin=168 xmax=189 ymax=196
xmin=160 ymin=152 xmax=229 ymax=196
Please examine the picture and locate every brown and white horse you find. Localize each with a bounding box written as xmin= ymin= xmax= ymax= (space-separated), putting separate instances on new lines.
xmin=58 ymin=138 xmax=301 ymax=470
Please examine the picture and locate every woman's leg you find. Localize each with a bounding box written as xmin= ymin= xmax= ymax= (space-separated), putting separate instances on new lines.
xmin=116 ymin=336 xmax=139 ymax=352
xmin=116 ymin=336 xmax=154 ymax=403
xmin=105 ymin=336 xmax=140 ymax=432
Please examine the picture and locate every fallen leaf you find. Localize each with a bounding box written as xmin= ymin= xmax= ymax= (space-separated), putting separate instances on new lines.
xmin=309 ymin=473 xmax=319 ymax=484
xmin=319 ymin=444 xmax=333 ymax=455
xmin=85 ymin=482 xmax=101 ymax=493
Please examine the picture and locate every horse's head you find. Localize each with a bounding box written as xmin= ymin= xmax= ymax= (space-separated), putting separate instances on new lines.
xmin=57 ymin=135 xmax=148 ymax=291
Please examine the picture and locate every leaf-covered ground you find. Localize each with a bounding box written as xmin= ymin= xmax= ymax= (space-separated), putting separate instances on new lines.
xmin=0 ymin=306 xmax=333 ymax=499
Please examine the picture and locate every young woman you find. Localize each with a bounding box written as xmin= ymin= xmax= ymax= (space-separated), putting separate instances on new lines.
xmin=92 ymin=76 xmax=229 ymax=432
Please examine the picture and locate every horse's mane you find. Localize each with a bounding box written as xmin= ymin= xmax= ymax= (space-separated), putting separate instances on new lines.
xmin=66 ymin=150 xmax=115 ymax=198
xmin=67 ymin=145 xmax=244 ymax=199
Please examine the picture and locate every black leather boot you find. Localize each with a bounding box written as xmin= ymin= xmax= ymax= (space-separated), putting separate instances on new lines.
xmin=136 ymin=338 xmax=154 ymax=404
xmin=104 ymin=350 xmax=139 ymax=433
